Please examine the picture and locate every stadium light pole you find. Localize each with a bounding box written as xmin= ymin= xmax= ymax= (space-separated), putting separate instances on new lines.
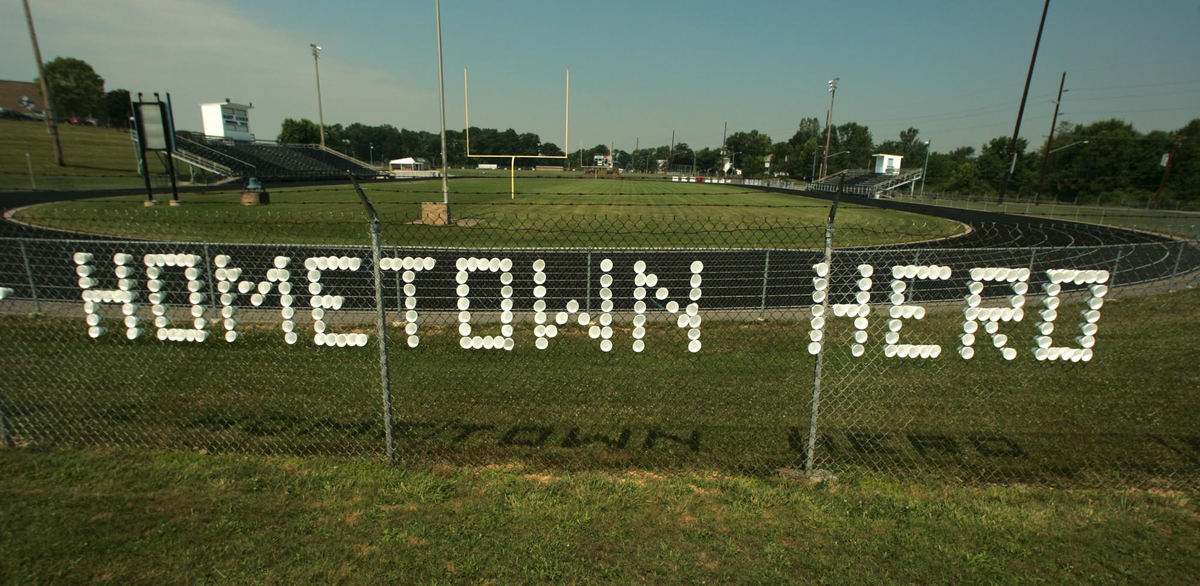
xmin=311 ymin=43 xmax=325 ymax=148
xmin=369 ymin=142 xmax=374 ymax=166
xmin=819 ymin=77 xmax=839 ymax=179
xmin=22 ymin=0 xmax=64 ymax=166
xmin=435 ymin=0 xmax=450 ymax=206
xmin=920 ymin=140 xmax=931 ymax=198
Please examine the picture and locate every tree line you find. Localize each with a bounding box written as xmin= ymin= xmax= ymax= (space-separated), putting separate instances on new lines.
xmin=26 ymin=57 xmax=1196 ymax=207
xmin=290 ymin=114 xmax=1197 ymax=208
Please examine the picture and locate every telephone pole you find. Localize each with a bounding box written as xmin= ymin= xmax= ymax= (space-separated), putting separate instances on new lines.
xmin=998 ymin=0 xmax=1051 ymax=204
xmin=1035 ymin=71 xmax=1066 ymax=205
xmin=22 ymin=0 xmax=64 ymax=166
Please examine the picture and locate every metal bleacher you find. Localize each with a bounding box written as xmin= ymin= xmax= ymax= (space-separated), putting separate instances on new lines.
xmin=172 ymin=132 xmax=379 ymax=181
xmin=806 ymin=168 xmax=923 ymax=198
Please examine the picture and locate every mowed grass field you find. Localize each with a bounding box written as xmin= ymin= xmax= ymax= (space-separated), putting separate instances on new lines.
xmin=11 ymin=177 xmax=963 ymax=247
xmin=1 ymin=288 xmax=1199 ymax=581
xmin=0 ymin=119 xmax=173 ymax=191
xmin=2 ymin=447 xmax=1197 ymax=583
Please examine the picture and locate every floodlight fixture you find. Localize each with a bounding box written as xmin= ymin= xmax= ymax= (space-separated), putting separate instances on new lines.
xmin=464 ymin=67 xmax=570 ymax=199
xmin=820 ymin=77 xmax=840 ymax=178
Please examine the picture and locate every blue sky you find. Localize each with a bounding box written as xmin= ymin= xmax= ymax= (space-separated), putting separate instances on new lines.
xmin=2 ymin=0 xmax=1198 ymax=153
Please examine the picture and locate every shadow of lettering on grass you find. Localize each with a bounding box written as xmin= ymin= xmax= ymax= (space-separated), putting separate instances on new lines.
xmin=11 ymin=408 xmax=1195 ymax=482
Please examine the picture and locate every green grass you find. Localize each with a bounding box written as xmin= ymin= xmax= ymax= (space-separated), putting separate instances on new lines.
xmin=0 ymin=119 xmax=174 ymax=191
xmin=3 ymin=287 xmax=1198 ymax=485
xmin=893 ymin=191 xmax=1200 ymax=239
xmin=1 ymin=446 xmax=1197 ymax=583
xmin=11 ymin=178 xmax=963 ymax=247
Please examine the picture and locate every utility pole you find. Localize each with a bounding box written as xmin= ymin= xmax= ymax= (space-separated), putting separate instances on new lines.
xmin=1035 ymin=71 xmax=1066 ymax=205
xmin=22 ymin=0 xmax=64 ymax=166
xmin=820 ymin=78 xmax=839 ymax=179
xmin=998 ymin=0 xmax=1051 ymax=204
xmin=668 ymin=130 xmax=675 ymax=174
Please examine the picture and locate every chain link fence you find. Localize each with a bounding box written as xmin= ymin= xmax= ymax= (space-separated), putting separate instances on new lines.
xmin=1 ymin=191 xmax=1197 ymax=487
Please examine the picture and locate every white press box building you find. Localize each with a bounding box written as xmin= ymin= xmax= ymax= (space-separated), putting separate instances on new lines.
xmin=200 ymin=99 xmax=253 ymax=141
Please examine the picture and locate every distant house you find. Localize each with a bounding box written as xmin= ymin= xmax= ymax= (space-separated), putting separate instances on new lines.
xmin=0 ymin=80 xmax=42 ymax=118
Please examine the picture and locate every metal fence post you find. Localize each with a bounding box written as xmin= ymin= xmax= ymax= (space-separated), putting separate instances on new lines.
xmin=907 ymin=251 xmax=920 ymax=303
xmin=0 ymin=386 xmax=12 ymax=447
xmin=349 ymin=175 xmax=396 ymax=463
xmin=805 ymin=177 xmax=842 ymax=476
xmin=202 ymin=244 xmax=216 ymax=304
xmin=18 ymin=240 xmax=40 ymax=313
xmin=585 ymin=251 xmax=592 ymax=314
xmin=394 ymin=246 xmax=403 ymax=317
xmin=1027 ymin=248 xmax=1038 ymax=275
xmin=759 ymin=249 xmax=771 ymax=319
xmin=1109 ymin=246 xmax=1124 ymax=291
xmin=1170 ymin=240 xmax=1185 ymax=282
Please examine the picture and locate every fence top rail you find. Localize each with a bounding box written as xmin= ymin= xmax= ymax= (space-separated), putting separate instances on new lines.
xmin=2 ymin=235 xmax=1191 ymax=255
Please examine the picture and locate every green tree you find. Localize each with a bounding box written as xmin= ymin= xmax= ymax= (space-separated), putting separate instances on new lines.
xmin=38 ymin=57 xmax=104 ymax=118
xmin=695 ymin=147 xmax=721 ymax=174
xmin=1163 ymin=119 xmax=1200 ymax=208
xmin=825 ymin=122 xmax=873 ymax=173
xmin=99 ymin=89 xmax=130 ymax=128
xmin=788 ymin=118 xmax=822 ymax=148
xmin=278 ymin=118 xmax=341 ymax=146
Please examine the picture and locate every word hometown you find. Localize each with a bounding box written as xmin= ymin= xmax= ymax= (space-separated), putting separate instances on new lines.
xmin=68 ymin=252 xmax=1109 ymax=361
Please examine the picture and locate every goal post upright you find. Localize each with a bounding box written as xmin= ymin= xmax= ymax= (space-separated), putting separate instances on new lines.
xmin=464 ymin=67 xmax=571 ymax=199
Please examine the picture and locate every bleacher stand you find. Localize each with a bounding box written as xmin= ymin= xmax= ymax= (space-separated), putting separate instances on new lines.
xmin=807 ymin=168 xmax=923 ymax=198
xmin=173 ymin=131 xmax=379 ymax=181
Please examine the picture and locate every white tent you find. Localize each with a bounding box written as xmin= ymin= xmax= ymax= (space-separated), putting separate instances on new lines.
xmin=389 ymin=157 xmax=429 ymax=171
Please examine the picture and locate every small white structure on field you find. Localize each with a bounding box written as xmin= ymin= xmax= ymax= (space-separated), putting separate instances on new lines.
xmin=200 ymin=99 xmax=253 ymax=141
xmin=872 ymin=154 xmax=903 ymax=175
xmin=389 ymin=157 xmax=430 ymax=171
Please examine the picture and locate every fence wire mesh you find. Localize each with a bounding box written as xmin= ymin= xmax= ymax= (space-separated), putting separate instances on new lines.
xmin=0 ymin=196 xmax=1197 ymax=488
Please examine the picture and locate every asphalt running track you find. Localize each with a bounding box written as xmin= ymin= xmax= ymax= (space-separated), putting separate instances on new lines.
xmin=1 ymin=184 xmax=1197 ymax=316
